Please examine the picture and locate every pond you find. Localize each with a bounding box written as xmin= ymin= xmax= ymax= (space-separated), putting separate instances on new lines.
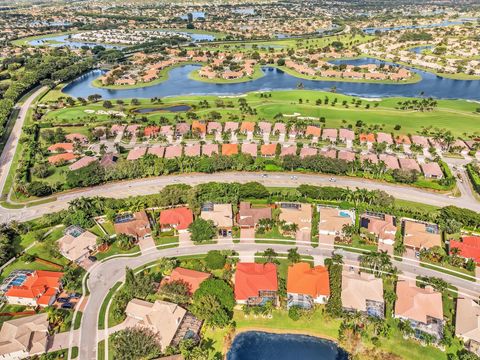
xmin=133 ymin=105 xmax=192 ymax=113
xmin=227 ymin=331 xmax=348 ymax=360
xmin=409 ymin=45 xmax=434 ymax=54
xmin=62 ymin=62 xmax=480 ymax=100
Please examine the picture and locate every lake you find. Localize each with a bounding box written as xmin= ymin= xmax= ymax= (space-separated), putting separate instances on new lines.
xmin=227 ymin=331 xmax=348 ymax=360
xmin=62 ymin=62 xmax=480 ymax=100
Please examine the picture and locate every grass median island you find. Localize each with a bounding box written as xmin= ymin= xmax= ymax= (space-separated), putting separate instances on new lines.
xmin=98 ymin=281 xmax=122 ymax=330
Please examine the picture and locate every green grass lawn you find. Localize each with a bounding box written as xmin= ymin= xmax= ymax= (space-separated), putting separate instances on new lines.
xmin=154 ymin=235 xmax=179 ymax=247
xmin=98 ymin=281 xmax=122 ymax=330
xmin=95 ymin=244 xmax=140 ymax=261
xmin=255 ymin=226 xmax=295 ymax=241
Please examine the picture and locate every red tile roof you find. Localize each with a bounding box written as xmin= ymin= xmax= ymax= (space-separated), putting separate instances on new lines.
xmin=48 ymin=153 xmax=76 ymax=164
xmin=235 ymin=263 xmax=278 ymax=301
xmin=287 ymin=262 xmax=330 ymax=298
xmin=144 ymin=126 xmax=160 ymax=137
xmin=450 ymin=236 xmax=480 ymax=264
xmin=168 ymin=267 xmax=211 ymax=294
xmin=222 ymin=143 xmax=239 ymax=156
xmin=48 ymin=143 xmax=74 ymax=153
xmin=260 ymin=143 xmax=277 ymax=156
xmin=159 ymin=207 xmax=193 ymax=231
xmin=359 ymin=133 xmax=375 ymax=143
xmin=5 ymin=270 xmax=63 ymax=306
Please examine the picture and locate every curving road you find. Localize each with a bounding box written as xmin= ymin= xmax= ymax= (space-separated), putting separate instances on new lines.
xmin=1 ymin=171 xmax=480 ymax=222
xmin=76 ymin=240 xmax=480 ymax=360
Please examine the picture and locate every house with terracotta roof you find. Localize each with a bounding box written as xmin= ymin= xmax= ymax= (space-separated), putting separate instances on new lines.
xmin=160 ymin=125 xmax=174 ymax=137
xmin=207 ymin=122 xmax=222 ymax=134
xmin=395 ymin=134 xmax=411 ymax=145
xmin=48 ymin=143 xmax=74 ymax=153
xmin=65 ymin=133 xmax=88 ymax=144
xmin=402 ymin=219 xmax=441 ymax=253
xmin=319 ymin=148 xmax=336 ymax=159
xmin=235 ymin=262 xmax=278 ymax=305
xmin=0 ymin=313 xmax=49 ymax=359
xmin=237 ymin=202 xmax=272 ymax=228
xmin=260 ymin=143 xmax=277 ymax=157
xmin=360 ymin=153 xmax=379 ymax=164
xmin=127 ymin=147 xmax=147 ymax=161
xmin=394 ymin=280 xmax=444 ymax=341
xmin=147 ymin=145 xmax=165 ymax=158
xmin=69 ymin=156 xmax=97 ymax=171
xmin=159 ymin=207 xmax=193 ymax=233
xmin=222 ymin=143 xmax=239 ymax=156
xmin=376 ymin=132 xmax=393 ymax=145
xmin=57 ymin=226 xmax=97 ymax=265
xmin=144 ymin=125 xmax=160 ymax=138
xmin=287 ymin=262 xmax=329 ymax=309
xmin=279 ymin=203 xmax=312 ymax=241
xmin=200 ymin=203 xmax=233 ymax=236
xmin=321 ymin=128 xmax=338 ymax=143
xmin=360 ymin=212 xmax=396 ymax=252
xmin=48 ymin=152 xmax=76 ymax=165
xmin=273 ymin=123 xmax=286 ymax=135
xmin=258 ymin=122 xmax=272 ymax=134
xmin=114 ymin=211 xmax=151 ymax=240
xmin=399 ymin=158 xmax=421 ymax=172
xmin=455 ymin=298 xmax=480 ymax=356
xmin=202 ymin=144 xmax=219 ymax=157
xmin=191 ymin=121 xmax=207 ymax=136
xmin=184 ymin=144 xmax=201 ymax=157
xmin=175 ymin=123 xmax=190 ymax=138
xmin=411 ymin=135 xmax=430 ymax=148
xmin=241 ymin=143 xmax=258 ymax=157
xmin=164 ymin=145 xmax=183 ymax=159
xmin=379 ymin=154 xmax=399 ymax=170
xmin=5 ymin=270 xmax=63 ymax=307
xmin=339 ymin=128 xmax=355 ymax=146
xmin=100 ymin=153 xmax=118 ymax=168
xmin=300 ymin=147 xmax=317 ymax=158
xmin=450 ymin=236 xmax=480 ymax=265
xmin=341 ymin=270 xmax=384 ymax=318
xmin=280 ymin=145 xmax=296 ymax=157
xmin=224 ymin=122 xmax=239 ymax=134
xmin=240 ymin=121 xmax=255 ymax=134
xmin=338 ymin=150 xmax=356 ymax=162
xmin=421 ymin=162 xmax=443 ymax=179
xmin=359 ymin=133 xmax=375 ymax=144
xmin=163 ymin=267 xmax=210 ymax=294
xmin=305 ymin=125 xmax=321 ymax=140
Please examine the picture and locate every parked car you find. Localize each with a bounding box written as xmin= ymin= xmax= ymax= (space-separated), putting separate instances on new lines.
xmin=61 ymin=302 xmax=74 ymax=309
xmin=69 ymin=293 xmax=81 ymax=299
xmin=88 ymin=255 xmax=97 ymax=262
xmin=57 ymin=297 xmax=69 ymax=303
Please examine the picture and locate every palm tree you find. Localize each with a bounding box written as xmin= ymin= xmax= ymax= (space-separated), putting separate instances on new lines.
xmin=263 ymin=248 xmax=278 ymax=264
xmin=287 ymin=247 xmax=301 ymax=264
xmin=331 ymin=253 xmax=344 ymax=264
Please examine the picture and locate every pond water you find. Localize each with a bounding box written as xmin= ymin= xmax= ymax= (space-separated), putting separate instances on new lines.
xmin=227 ymin=331 xmax=348 ymax=360
xmin=62 ymin=62 xmax=480 ymax=100
xmin=409 ymin=45 xmax=434 ymax=54
xmin=180 ymin=11 xmax=205 ymax=20
xmin=133 ymin=105 xmax=192 ymax=113
xmin=28 ymin=30 xmax=215 ymax=48
xmin=363 ymin=19 xmax=467 ymax=34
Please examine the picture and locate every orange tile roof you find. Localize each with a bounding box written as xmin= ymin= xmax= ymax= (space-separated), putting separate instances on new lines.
xmin=240 ymin=121 xmax=255 ymax=133
xmin=48 ymin=143 xmax=74 ymax=152
xmin=235 ymin=263 xmax=278 ymax=301
xmin=287 ymin=262 xmax=330 ymax=298
xmin=5 ymin=271 xmax=63 ymax=305
xmin=306 ymin=126 xmax=321 ymax=137
xmin=168 ymin=267 xmax=211 ymax=294
xmin=222 ymin=143 xmax=239 ymax=156
xmin=48 ymin=153 xmax=76 ymax=164
xmin=192 ymin=120 xmax=207 ymax=134
xmin=159 ymin=207 xmax=193 ymax=231
xmin=359 ymin=133 xmax=375 ymax=143
xmin=260 ymin=143 xmax=277 ymax=156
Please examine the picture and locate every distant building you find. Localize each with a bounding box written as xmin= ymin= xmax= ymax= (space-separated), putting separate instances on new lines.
xmin=287 ymin=262 xmax=330 ymax=309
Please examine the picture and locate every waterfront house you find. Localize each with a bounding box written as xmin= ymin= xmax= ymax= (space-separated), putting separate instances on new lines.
xmin=455 ymin=298 xmax=480 ymax=356
xmin=394 ymin=280 xmax=444 ymax=341
xmin=341 ymin=270 xmax=384 ymax=318
xmin=234 ymin=262 xmax=278 ymax=305
xmin=287 ymin=262 xmax=330 ymax=309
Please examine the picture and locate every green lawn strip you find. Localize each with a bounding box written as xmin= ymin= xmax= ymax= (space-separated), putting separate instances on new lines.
xmin=98 ymin=281 xmax=122 ymax=330
xmin=420 ymin=261 xmax=475 ymax=281
xmin=74 ymin=311 xmax=83 ymax=330
xmin=254 ymin=256 xmax=313 ymax=280
xmin=71 ymin=346 xmax=79 ymax=359
xmin=97 ymin=340 xmax=105 ymax=360
xmin=96 ymin=244 xmax=140 ymax=261
xmin=154 ymin=235 xmax=179 ymax=247
xmin=25 ymin=197 xmax=57 ymax=207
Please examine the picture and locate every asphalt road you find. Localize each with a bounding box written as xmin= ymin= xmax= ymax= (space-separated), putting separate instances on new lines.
xmin=2 ymin=171 xmax=480 ymax=223
xmin=0 ymin=87 xmax=46 ymax=204
xmin=76 ymin=241 xmax=480 ymax=360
